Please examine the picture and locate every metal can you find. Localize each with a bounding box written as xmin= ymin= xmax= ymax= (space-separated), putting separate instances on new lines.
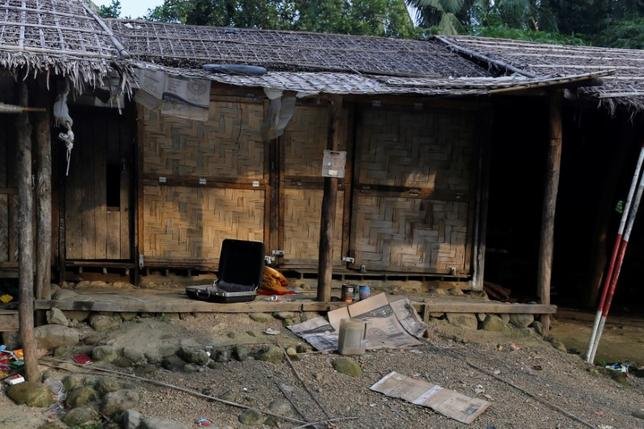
xmin=341 ymin=284 xmax=354 ymax=303
xmin=358 ymin=284 xmax=371 ymax=300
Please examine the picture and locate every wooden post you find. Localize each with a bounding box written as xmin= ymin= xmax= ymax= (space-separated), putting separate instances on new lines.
xmin=16 ymin=82 xmax=39 ymax=381
xmin=537 ymin=92 xmax=563 ymax=334
xmin=34 ymin=90 xmax=52 ymax=301
xmin=317 ymin=96 xmax=343 ymax=302
xmin=472 ymin=109 xmax=492 ymax=291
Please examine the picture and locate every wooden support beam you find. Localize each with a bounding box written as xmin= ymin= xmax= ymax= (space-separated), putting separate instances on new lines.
xmin=16 ymin=82 xmax=39 ymax=381
xmin=317 ymin=95 xmax=343 ymax=302
xmin=34 ymin=90 xmax=52 ymax=300
xmin=472 ymin=109 xmax=492 ymax=290
xmin=537 ymin=92 xmax=563 ymax=334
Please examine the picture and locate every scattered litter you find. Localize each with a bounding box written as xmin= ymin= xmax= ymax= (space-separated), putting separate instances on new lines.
xmin=510 ymin=343 xmax=521 ymax=351
xmin=4 ymin=374 xmax=25 ymax=385
xmin=264 ymin=328 xmax=281 ymax=336
xmin=409 ymin=349 xmax=423 ymax=354
xmin=474 ymin=385 xmax=485 ymax=394
xmin=0 ymin=347 xmax=24 ymax=382
xmin=289 ymin=294 xmax=427 ymax=352
xmin=371 ymin=371 xmax=490 ymax=424
xmin=194 ymin=417 xmax=212 ymax=426
xmin=44 ymin=378 xmax=66 ymax=402
xmin=605 ymin=362 xmax=629 ymax=373
xmin=493 ymin=369 xmax=501 ymax=375
xmin=72 ymin=353 xmax=92 ymax=365
xmin=532 ymin=365 xmax=543 ymax=371
xmin=0 ymin=293 xmax=13 ymax=304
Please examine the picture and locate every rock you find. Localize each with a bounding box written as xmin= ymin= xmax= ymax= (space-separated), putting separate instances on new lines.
xmin=476 ymin=313 xmax=487 ymax=323
xmin=121 ymin=409 xmax=143 ymax=429
xmin=120 ymin=312 xmax=138 ymax=321
xmin=500 ymin=314 xmax=510 ymax=323
xmin=268 ymin=399 xmax=293 ymax=416
xmin=632 ymin=408 xmax=644 ymax=420
xmin=296 ymin=344 xmax=311 ymax=354
xmin=135 ymin=364 xmax=158 ymax=378
xmin=62 ymin=407 xmax=100 ymax=426
xmin=64 ymin=310 xmax=90 ymax=322
xmin=102 ymin=389 xmax=141 ymax=416
xmin=178 ymin=346 xmax=209 ymax=365
xmin=53 ymin=288 xmax=79 ymax=300
xmin=1 ymin=331 xmax=20 ymax=349
xmin=34 ymin=324 xmax=80 ymax=350
xmin=141 ymin=416 xmax=190 ymax=429
xmin=123 ymin=347 xmax=148 ymax=366
xmin=62 ymin=374 xmax=86 ymax=392
xmin=446 ymin=313 xmax=478 ymax=330
xmin=46 ymin=308 xmax=69 ymax=326
xmin=273 ymin=311 xmax=296 ymax=320
xmin=255 ymin=345 xmax=284 ymax=364
xmin=92 ymin=345 xmax=119 ymax=362
xmin=66 ymin=386 xmax=97 ymax=408
xmin=53 ymin=346 xmax=72 ymax=358
xmin=249 ymin=313 xmax=273 ymax=322
xmin=233 ymin=345 xmax=251 ymax=361
xmin=162 ymin=355 xmax=185 ymax=372
xmin=214 ymin=348 xmax=232 ymax=362
xmin=546 ymin=337 xmax=567 ymax=353
xmin=95 ymin=377 xmax=122 ymax=394
xmin=144 ymin=349 xmax=162 ymax=364
xmin=207 ymin=359 xmax=218 ymax=369
xmin=37 ymin=420 xmax=67 ymax=429
xmin=112 ymin=356 xmax=134 ymax=368
xmin=6 ymin=382 xmax=55 ymax=407
xmin=482 ymin=315 xmax=507 ymax=332
xmin=509 ymin=314 xmax=534 ymax=328
xmin=286 ymin=347 xmax=298 ymax=360
xmin=89 ymin=314 xmax=121 ymax=331
xmin=432 ymin=288 xmax=448 ymax=296
xmin=238 ymin=409 xmax=266 ymax=426
xmin=246 ymin=330 xmax=257 ymax=337
xmin=184 ymin=363 xmax=204 ymax=373
xmin=531 ymin=321 xmax=544 ymax=336
xmin=447 ymin=287 xmax=464 ymax=296
xmin=332 ymin=357 xmax=362 ymax=377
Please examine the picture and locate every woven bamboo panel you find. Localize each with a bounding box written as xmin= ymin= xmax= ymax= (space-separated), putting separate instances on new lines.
xmin=353 ymin=195 xmax=470 ymax=273
xmin=282 ymin=188 xmax=344 ymax=265
xmin=352 ymin=108 xmax=476 ymax=274
xmin=357 ymin=110 xmax=474 ymax=192
xmin=142 ymin=102 xmax=264 ymax=179
xmin=143 ymin=186 xmax=265 ymax=260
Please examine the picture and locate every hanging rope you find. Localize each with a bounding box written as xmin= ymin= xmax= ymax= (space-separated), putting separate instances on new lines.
xmin=52 ymin=81 xmax=74 ymax=176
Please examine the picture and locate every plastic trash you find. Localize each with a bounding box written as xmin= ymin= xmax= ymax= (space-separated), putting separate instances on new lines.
xmin=195 ymin=417 xmax=212 ymax=427
xmin=605 ymin=362 xmax=630 ymax=373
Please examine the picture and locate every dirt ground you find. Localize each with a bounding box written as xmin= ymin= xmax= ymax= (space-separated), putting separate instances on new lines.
xmin=2 ymin=311 xmax=643 ymax=429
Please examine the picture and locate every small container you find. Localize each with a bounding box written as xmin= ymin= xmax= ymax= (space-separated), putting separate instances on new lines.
xmin=341 ymin=284 xmax=354 ymax=303
xmin=338 ymin=319 xmax=367 ymax=355
xmin=358 ymin=284 xmax=371 ymax=300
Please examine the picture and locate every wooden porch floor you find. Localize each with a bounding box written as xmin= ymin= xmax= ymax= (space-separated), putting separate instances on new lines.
xmin=33 ymin=287 xmax=557 ymax=316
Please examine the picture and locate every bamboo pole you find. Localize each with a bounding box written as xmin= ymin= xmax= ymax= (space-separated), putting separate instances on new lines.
xmin=16 ymin=82 xmax=39 ymax=381
xmin=536 ymin=93 xmax=563 ymax=334
xmin=317 ymin=96 xmax=343 ymax=302
xmin=34 ymin=89 xmax=52 ymax=301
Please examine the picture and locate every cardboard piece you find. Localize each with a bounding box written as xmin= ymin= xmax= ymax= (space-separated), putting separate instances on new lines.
xmin=288 ymin=294 xmax=426 ymax=352
xmin=371 ymin=372 xmax=490 ymax=424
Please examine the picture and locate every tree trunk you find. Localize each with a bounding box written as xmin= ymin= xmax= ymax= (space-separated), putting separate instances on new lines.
xmin=16 ymin=82 xmax=39 ymax=381
xmin=34 ymin=90 xmax=52 ymax=301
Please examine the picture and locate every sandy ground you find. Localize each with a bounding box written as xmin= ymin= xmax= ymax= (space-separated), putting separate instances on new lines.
xmin=2 ymin=312 xmax=643 ymax=429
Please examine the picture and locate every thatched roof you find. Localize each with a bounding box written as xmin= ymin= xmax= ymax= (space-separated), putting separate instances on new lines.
xmin=442 ymin=36 xmax=643 ymax=111
xmin=0 ymin=0 xmax=129 ymax=89
xmin=109 ymin=19 xmax=489 ymax=78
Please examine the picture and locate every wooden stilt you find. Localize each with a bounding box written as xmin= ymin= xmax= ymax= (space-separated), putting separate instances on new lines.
xmin=537 ymin=93 xmax=563 ymax=334
xmin=34 ymin=89 xmax=52 ymax=301
xmin=16 ymin=82 xmax=39 ymax=381
xmin=317 ymin=96 xmax=343 ymax=302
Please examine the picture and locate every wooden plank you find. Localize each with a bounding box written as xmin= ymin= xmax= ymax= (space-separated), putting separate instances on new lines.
xmin=424 ymin=300 xmax=557 ymax=315
xmin=80 ymin=114 xmax=96 ymax=259
xmin=106 ymin=209 xmax=120 ymax=259
xmin=34 ymin=298 xmax=346 ymax=313
xmin=537 ymin=93 xmax=563 ymax=334
xmin=141 ymin=174 xmax=266 ymax=189
xmin=0 ymin=194 xmax=8 ymax=262
xmin=93 ymin=113 xmax=107 ymax=259
xmin=0 ymin=310 xmax=18 ymax=332
xmin=8 ymin=194 xmax=17 ymax=262
xmin=120 ymin=134 xmax=131 ymax=260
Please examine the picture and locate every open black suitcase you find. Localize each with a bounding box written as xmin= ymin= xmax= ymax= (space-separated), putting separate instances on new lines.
xmin=185 ymin=239 xmax=265 ymax=303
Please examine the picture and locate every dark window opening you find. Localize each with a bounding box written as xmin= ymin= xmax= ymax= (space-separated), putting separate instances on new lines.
xmin=106 ymin=162 xmax=121 ymax=209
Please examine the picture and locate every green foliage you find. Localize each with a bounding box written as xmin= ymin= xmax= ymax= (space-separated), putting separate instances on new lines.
xmin=474 ymin=24 xmax=587 ymax=45
xmin=97 ymin=0 xmax=121 ymax=18
xmin=593 ymin=18 xmax=644 ymax=49
xmin=146 ymin=0 xmax=415 ymax=37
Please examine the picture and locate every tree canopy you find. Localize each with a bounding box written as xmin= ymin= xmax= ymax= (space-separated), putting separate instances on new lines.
xmin=99 ymin=0 xmax=641 ymax=49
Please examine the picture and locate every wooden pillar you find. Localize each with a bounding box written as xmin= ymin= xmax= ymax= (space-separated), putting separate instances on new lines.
xmin=16 ymin=82 xmax=39 ymax=381
xmin=537 ymin=92 xmax=563 ymax=334
xmin=317 ymin=96 xmax=343 ymax=302
xmin=472 ymin=109 xmax=492 ymax=291
xmin=34 ymin=90 xmax=52 ymax=300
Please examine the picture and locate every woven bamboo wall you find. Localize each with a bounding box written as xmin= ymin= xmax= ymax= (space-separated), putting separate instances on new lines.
xmin=141 ymin=101 xmax=266 ymax=263
xmin=143 ymin=185 xmax=264 ymax=260
xmin=0 ymin=115 xmax=17 ymax=264
xmin=351 ymin=108 xmax=475 ymax=274
xmin=279 ymin=105 xmax=347 ymax=266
